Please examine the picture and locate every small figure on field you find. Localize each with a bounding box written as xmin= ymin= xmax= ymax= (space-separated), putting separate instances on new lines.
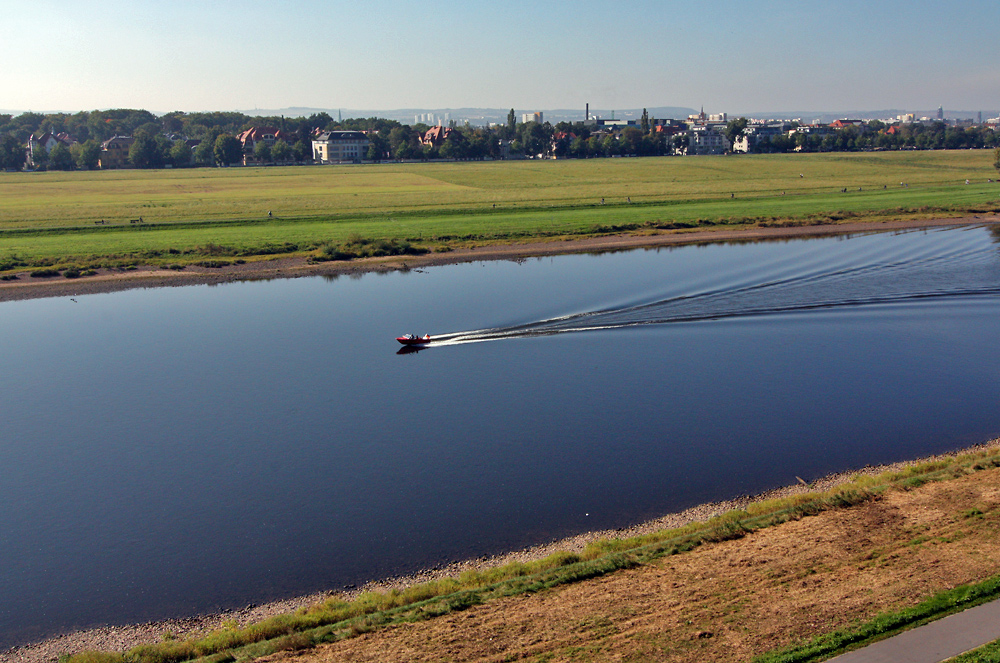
xmin=268 ymin=210 xmax=272 ymax=217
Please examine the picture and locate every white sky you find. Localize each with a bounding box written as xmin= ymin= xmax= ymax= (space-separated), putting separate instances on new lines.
xmin=3 ymin=0 xmax=998 ymax=114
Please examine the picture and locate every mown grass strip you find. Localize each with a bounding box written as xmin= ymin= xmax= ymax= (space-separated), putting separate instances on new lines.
xmin=947 ymin=637 xmax=1000 ymax=663
xmin=3 ymin=150 xmax=999 ymax=270
xmin=60 ymin=446 xmax=1000 ymax=663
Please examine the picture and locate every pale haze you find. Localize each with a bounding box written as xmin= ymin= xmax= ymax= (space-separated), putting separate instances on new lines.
xmin=3 ymin=0 xmax=999 ymax=114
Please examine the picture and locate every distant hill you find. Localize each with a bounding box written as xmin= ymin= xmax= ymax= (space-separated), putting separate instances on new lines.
xmin=737 ymin=109 xmax=999 ymax=123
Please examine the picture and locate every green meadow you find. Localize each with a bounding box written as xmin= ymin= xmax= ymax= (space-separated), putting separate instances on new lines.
xmin=1 ymin=150 xmax=998 ymax=269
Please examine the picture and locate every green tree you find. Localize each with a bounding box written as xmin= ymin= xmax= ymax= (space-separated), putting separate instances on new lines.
xmin=620 ymin=127 xmax=643 ymax=155
xmin=366 ymin=133 xmax=388 ymax=162
xmin=48 ymin=142 xmax=74 ymax=170
xmin=601 ymin=134 xmax=619 ymax=156
xmin=31 ymin=143 xmax=49 ymax=169
xmin=292 ymin=140 xmax=311 ymax=162
xmin=994 ymin=147 xmax=1000 ymax=174
xmin=439 ymin=132 xmax=467 ymax=160
xmin=253 ymin=140 xmax=272 ymax=163
xmin=466 ymin=132 xmax=489 ymax=160
xmin=271 ymin=139 xmax=292 ymax=163
xmin=507 ymin=108 xmax=516 ymax=137
xmin=724 ymin=117 xmax=749 ymax=147
xmin=641 ymin=108 xmax=649 ymax=134
xmin=0 ymin=133 xmax=26 ymax=170
xmin=394 ymin=140 xmax=418 ymax=160
xmin=169 ymin=140 xmax=193 ymax=167
xmin=72 ymin=139 xmax=101 ymax=169
xmin=570 ymin=136 xmax=589 ymax=158
xmin=213 ymin=134 xmax=242 ymax=166
xmin=129 ymin=134 xmax=162 ymax=168
xmin=193 ymin=139 xmax=214 ymax=165
xmin=519 ymin=121 xmax=550 ymax=157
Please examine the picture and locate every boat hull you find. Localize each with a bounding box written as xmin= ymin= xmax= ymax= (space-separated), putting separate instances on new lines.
xmin=396 ymin=335 xmax=431 ymax=346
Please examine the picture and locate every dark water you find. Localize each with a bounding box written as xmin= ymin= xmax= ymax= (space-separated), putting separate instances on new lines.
xmin=3 ymin=224 xmax=1000 ymax=648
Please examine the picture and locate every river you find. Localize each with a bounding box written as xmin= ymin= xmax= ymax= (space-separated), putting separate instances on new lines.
xmin=2 ymin=224 xmax=1000 ymax=648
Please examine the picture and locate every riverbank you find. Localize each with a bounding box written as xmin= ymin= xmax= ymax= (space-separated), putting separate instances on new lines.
xmin=1 ymin=215 xmax=997 ymax=303
xmin=5 ymin=437 xmax=999 ymax=663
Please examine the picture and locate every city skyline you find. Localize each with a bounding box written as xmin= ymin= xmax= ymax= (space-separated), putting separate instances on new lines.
xmin=3 ymin=0 xmax=998 ymax=115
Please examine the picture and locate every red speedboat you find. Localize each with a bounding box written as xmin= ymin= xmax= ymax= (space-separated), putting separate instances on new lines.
xmin=396 ymin=333 xmax=431 ymax=346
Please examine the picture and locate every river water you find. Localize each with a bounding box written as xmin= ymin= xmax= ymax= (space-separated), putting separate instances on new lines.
xmin=2 ymin=224 xmax=1000 ymax=647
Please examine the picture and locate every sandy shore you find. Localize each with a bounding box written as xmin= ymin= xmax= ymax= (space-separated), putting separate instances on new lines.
xmin=4 ymin=437 xmax=999 ymax=663
xmin=1 ymin=216 xmax=997 ymax=303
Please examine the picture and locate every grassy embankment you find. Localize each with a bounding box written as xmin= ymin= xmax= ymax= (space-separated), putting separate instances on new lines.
xmin=61 ymin=445 xmax=1000 ymax=663
xmin=1 ymin=150 xmax=998 ymax=274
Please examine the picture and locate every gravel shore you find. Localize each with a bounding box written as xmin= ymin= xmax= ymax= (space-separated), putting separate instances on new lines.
xmin=5 ymin=438 xmax=998 ymax=663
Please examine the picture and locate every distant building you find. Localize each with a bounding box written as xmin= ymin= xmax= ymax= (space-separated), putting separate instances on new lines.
xmin=649 ymin=118 xmax=687 ymax=136
xmin=790 ymin=124 xmax=835 ymax=136
xmin=521 ymin=112 xmax=543 ymax=124
xmin=312 ymin=131 xmax=368 ymax=163
xmin=828 ymin=119 xmax=868 ymax=132
xmin=420 ymin=126 xmax=461 ymax=148
xmin=27 ymin=132 xmax=75 ymax=167
xmin=584 ymin=118 xmax=637 ymax=128
xmin=732 ymin=122 xmax=794 ymax=153
xmin=652 ymin=119 xmax=686 ymax=135
xmin=685 ymin=108 xmax=727 ymax=131
xmin=236 ymin=127 xmax=292 ymax=165
xmin=688 ymin=125 xmax=730 ymax=155
xmin=99 ymin=135 xmax=134 ymax=169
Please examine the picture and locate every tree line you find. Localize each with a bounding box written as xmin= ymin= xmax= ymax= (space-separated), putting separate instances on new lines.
xmin=2 ymin=107 xmax=999 ymax=172
xmin=747 ymin=120 xmax=999 ymax=153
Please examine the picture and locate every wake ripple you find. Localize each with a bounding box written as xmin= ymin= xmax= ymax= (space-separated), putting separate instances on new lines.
xmin=429 ymin=227 xmax=1000 ymax=347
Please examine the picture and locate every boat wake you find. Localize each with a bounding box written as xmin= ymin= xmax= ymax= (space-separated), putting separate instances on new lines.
xmin=418 ymin=227 xmax=1000 ymax=348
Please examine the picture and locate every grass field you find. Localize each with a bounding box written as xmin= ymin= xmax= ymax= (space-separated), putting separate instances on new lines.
xmin=1 ymin=150 xmax=998 ymax=269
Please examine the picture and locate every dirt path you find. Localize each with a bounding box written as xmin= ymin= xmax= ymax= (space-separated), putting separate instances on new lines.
xmin=2 ymin=216 xmax=996 ymax=303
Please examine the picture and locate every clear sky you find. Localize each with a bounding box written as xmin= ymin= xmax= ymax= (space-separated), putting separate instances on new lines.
xmin=3 ymin=0 xmax=998 ymax=115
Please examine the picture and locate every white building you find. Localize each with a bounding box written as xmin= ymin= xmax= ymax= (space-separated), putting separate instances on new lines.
xmin=312 ymin=131 xmax=369 ymax=163
xmin=521 ymin=112 xmax=543 ymax=124
xmin=688 ymin=125 xmax=730 ymax=155
xmin=732 ymin=122 xmax=794 ymax=153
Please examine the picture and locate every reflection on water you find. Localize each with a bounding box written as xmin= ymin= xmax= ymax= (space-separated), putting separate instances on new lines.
xmin=2 ymin=224 xmax=1000 ymax=648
